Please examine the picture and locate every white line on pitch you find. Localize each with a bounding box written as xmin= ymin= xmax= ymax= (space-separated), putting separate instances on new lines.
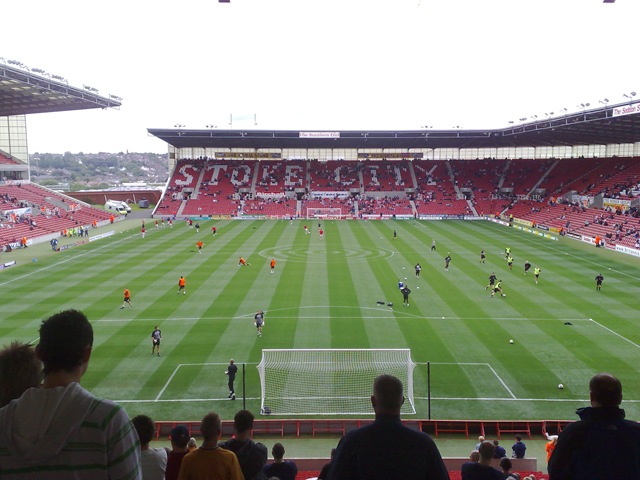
xmin=0 ymin=230 xmax=140 ymax=288
xmin=486 ymin=222 xmax=640 ymax=281
xmin=588 ymin=318 xmax=640 ymax=349
xmin=156 ymin=364 xmax=183 ymax=401
xmin=155 ymin=362 xmax=237 ymax=401
xmin=117 ymin=397 xmax=262 ymax=404
xmin=486 ymin=363 xmax=517 ymax=399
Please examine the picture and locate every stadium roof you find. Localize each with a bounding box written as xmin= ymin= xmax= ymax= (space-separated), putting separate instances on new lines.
xmin=0 ymin=62 xmax=121 ymax=116
xmin=148 ymin=101 xmax=640 ymax=151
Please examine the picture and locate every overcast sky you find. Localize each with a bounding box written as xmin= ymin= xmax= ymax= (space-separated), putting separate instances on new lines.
xmin=3 ymin=0 xmax=639 ymax=154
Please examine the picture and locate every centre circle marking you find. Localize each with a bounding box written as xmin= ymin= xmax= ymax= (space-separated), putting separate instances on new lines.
xmin=259 ymin=245 xmax=394 ymax=264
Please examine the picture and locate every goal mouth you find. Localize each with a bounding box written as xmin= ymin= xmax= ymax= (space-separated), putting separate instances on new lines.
xmin=257 ymin=349 xmax=416 ymax=416
xmin=306 ymin=207 xmax=345 ymax=219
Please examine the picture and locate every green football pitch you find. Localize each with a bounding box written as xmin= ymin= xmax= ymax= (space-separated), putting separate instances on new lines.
xmin=1 ymin=218 xmax=639 ymax=422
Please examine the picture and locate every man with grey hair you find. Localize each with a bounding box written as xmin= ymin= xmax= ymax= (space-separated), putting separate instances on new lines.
xmin=328 ymin=374 xmax=449 ymax=480
xmin=548 ymin=372 xmax=640 ymax=479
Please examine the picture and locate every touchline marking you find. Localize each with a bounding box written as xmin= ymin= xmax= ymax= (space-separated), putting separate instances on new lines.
xmin=0 ymin=230 xmax=140 ymax=288
xmin=486 ymin=222 xmax=640 ymax=282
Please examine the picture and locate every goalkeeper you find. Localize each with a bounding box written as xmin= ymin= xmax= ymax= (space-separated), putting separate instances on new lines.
xmin=254 ymin=310 xmax=265 ymax=337
xmin=225 ymin=359 xmax=237 ymax=400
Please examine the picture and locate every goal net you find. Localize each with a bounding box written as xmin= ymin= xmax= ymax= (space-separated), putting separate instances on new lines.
xmin=257 ymin=349 xmax=416 ymax=415
xmin=306 ymin=207 xmax=344 ymax=219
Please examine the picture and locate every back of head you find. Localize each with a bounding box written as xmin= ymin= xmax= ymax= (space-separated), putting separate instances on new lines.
xmin=37 ymin=310 xmax=93 ymax=375
xmin=272 ymin=442 xmax=285 ymax=460
xmin=0 ymin=341 xmax=42 ymax=407
xmin=589 ymin=372 xmax=623 ymax=407
xmin=132 ymin=415 xmax=156 ymax=446
xmin=234 ymin=409 xmax=255 ymax=434
xmin=372 ymin=374 xmax=404 ymax=412
xmin=478 ymin=441 xmax=496 ymax=462
xmin=500 ymin=457 xmax=513 ymax=471
xmin=170 ymin=425 xmax=190 ymax=449
xmin=469 ymin=451 xmax=480 ymax=462
xmin=201 ymin=412 xmax=222 ymax=442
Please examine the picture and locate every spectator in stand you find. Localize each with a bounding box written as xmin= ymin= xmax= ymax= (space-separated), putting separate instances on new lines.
xmin=187 ymin=437 xmax=198 ymax=452
xmin=0 ymin=309 xmax=141 ymax=479
xmin=0 ymin=341 xmax=42 ymax=408
xmin=545 ymin=435 xmax=558 ymax=463
xmin=512 ymin=434 xmax=526 ymax=458
xmin=132 ymin=414 xmax=167 ymax=480
xmin=328 ymin=374 xmax=449 ymax=480
xmin=263 ymin=442 xmax=298 ymax=480
xmin=178 ymin=412 xmax=243 ymax=480
xmin=499 ymin=458 xmax=520 ymax=480
xmin=461 ymin=441 xmax=504 ymax=479
xmin=548 ymin=372 xmax=640 ymax=480
xmin=166 ymin=425 xmax=191 ymax=480
xmin=317 ymin=448 xmax=336 ymax=480
xmin=474 ymin=435 xmax=485 ymax=451
xmin=469 ymin=451 xmax=480 ymax=463
xmin=219 ymin=409 xmax=268 ymax=480
xmin=493 ymin=439 xmax=506 ymax=458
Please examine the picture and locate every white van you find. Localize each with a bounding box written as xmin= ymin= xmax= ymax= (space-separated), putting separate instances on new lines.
xmin=105 ymin=200 xmax=130 ymax=215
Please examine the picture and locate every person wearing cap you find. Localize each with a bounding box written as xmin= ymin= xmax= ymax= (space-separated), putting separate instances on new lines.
xmin=166 ymin=425 xmax=191 ymax=480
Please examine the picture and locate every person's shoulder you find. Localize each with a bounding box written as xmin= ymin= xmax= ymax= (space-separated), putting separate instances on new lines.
xmin=219 ymin=446 xmax=236 ymax=455
xmin=254 ymin=440 xmax=268 ymax=452
xmin=460 ymin=461 xmax=477 ymax=473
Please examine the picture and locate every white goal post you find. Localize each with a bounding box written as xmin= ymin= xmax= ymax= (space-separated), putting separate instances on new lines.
xmin=257 ymin=349 xmax=417 ymax=415
xmin=306 ymin=207 xmax=345 ymax=219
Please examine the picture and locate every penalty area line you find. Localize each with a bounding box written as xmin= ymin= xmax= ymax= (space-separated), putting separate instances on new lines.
xmin=588 ymin=318 xmax=640 ymax=350
xmin=117 ymin=397 xmax=262 ymax=404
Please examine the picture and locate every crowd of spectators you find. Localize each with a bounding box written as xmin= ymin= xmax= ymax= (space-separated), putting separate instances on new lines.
xmin=1 ymin=311 xmax=636 ymax=480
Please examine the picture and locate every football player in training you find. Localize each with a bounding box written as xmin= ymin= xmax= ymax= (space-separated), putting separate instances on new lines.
xmin=121 ymin=288 xmax=132 ymax=309
xmin=254 ymin=310 xmax=265 ymax=337
xmin=151 ymin=325 xmax=162 ymax=356
xmin=486 ymin=272 xmax=497 ymax=290
xmin=491 ymin=280 xmax=506 ymax=298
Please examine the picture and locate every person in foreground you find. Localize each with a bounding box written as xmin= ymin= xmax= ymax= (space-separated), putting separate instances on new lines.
xmin=0 ymin=341 xmax=42 ymax=408
xmin=548 ymin=372 xmax=640 ymax=479
xmin=0 ymin=309 xmax=141 ymax=479
xmin=219 ymin=409 xmax=268 ymax=480
xmin=179 ymin=411 xmax=243 ymax=480
xmin=461 ymin=441 xmax=504 ymax=480
xmin=328 ymin=374 xmax=449 ymax=480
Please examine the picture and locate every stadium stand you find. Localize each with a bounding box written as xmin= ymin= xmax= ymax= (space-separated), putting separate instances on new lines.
xmin=0 ymin=152 xmax=21 ymax=165
xmin=0 ymin=182 xmax=111 ymax=245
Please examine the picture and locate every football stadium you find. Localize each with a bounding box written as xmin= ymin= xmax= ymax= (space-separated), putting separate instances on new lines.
xmin=2 ymin=34 xmax=640 ymax=480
